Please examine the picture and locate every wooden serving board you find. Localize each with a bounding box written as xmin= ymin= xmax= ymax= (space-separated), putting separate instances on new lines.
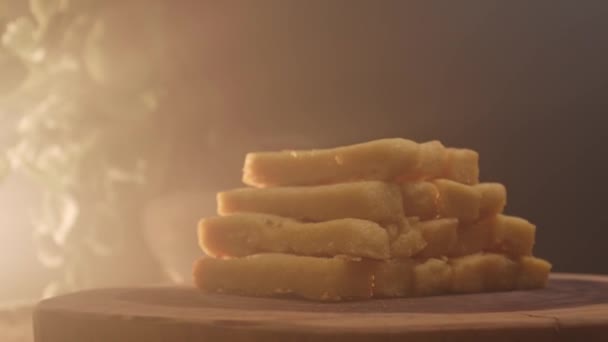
xmin=33 ymin=273 xmax=608 ymax=342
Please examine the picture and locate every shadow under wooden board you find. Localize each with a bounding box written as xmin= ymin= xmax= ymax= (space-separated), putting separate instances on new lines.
xmin=33 ymin=273 xmax=608 ymax=342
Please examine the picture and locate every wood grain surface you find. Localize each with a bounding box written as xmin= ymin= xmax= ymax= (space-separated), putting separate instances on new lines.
xmin=33 ymin=273 xmax=608 ymax=341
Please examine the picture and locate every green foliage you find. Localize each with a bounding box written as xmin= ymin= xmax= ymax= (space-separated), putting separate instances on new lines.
xmin=0 ymin=0 xmax=169 ymax=296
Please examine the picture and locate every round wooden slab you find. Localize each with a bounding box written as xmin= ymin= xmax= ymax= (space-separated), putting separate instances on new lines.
xmin=33 ymin=273 xmax=608 ymax=342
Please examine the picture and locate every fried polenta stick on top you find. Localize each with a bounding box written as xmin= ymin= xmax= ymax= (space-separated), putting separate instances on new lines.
xmin=243 ymin=138 xmax=480 ymax=187
xmin=243 ymin=138 xmax=421 ymax=187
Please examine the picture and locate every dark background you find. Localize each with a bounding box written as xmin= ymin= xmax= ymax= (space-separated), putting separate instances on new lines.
xmin=168 ymin=1 xmax=608 ymax=274
xmin=2 ymin=1 xmax=607 ymax=301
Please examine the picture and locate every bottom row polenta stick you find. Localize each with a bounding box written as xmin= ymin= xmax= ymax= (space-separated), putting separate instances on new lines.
xmin=373 ymin=253 xmax=550 ymax=297
xmin=193 ymin=254 xmax=374 ymax=301
xmin=193 ymin=253 xmax=551 ymax=301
